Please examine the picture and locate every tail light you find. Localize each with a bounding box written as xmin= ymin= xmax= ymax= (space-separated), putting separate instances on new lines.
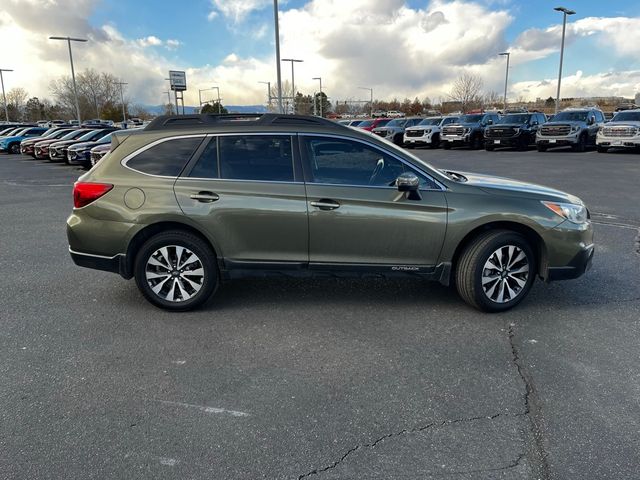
xmin=73 ymin=182 xmax=113 ymax=208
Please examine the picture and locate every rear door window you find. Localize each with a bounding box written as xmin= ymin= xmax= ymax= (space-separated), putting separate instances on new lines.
xmin=127 ymin=137 xmax=203 ymax=176
xmin=218 ymin=135 xmax=294 ymax=182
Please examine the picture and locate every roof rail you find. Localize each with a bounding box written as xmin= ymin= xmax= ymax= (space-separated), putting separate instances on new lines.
xmin=144 ymin=113 xmax=345 ymax=131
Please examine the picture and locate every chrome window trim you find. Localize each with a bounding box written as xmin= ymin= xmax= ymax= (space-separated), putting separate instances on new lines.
xmin=300 ymin=133 xmax=447 ymax=191
xmin=176 ymin=177 xmax=304 ymax=185
xmin=120 ymin=134 xmax=208 ymax=179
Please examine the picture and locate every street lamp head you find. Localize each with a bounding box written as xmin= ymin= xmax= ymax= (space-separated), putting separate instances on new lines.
xmin=554 ymin=7 xmax=576 ymax=15
xmin=0 ymin=68 xmax=14 ymax=72
xmin=499 ymin=52 xmax=510 ymax=56
xmin=312 ymin=77 xmax=321 ymax=80
xmin=282 ymin=58 xmax=303 ymax=63
xmin=49 ymin=36 xmax=88 ymax=42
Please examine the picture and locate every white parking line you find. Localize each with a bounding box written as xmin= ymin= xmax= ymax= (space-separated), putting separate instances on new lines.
xmin=155 ymin=399 xmax=250 ymax=417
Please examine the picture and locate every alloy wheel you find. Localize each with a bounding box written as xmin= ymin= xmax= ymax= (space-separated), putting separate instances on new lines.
xmin=481 ymin=245 xmax=530 ymax=303
xmin=145 ymin=245 xmax=204 ymax=302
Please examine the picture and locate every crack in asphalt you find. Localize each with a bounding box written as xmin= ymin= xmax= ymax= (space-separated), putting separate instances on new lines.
xmin=296 ymin=413 xmax=521 ymax=479
xmin=508 ymin=322 xmax=551 ymax=480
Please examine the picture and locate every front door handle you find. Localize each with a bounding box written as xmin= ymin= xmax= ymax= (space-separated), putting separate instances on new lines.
xmin=310 ymin=199 xmax=340 ymax=210
xmin=190 ymin=191 xmax=219 ymax=203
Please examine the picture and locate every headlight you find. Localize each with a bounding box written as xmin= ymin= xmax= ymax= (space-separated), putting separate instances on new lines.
xmin=542 ymin=201 xmax=588 ymax=224
xmin=463 ymin=127 xmax=471 ymax=133
xmin=425 ymin=129 xmax=432 ymax=134
xmin=571 ymin=125 xmax=581 ymax=133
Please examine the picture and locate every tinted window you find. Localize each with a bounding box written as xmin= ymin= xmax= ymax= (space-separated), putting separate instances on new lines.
xmin=305 ymin=137 xmax=434 ymax=188
xmin=594 ymin=111 xmax=605 ymax=123
xmin=128 ymin=137 xmax=203 ymax=176
xmin=441 ymin=117 xmax=458 ymax=125
xmin=189 ymin=138 xmax=219 ymax=179
xmin=219 ymin=135 xmax=293 ymax=182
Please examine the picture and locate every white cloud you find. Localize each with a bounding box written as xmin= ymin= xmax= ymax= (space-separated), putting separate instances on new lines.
xmin=136 ymin=35 xmax=162 ymax=47
xmin=1 ymin=0 xmax=640 ymax=110
xmin=208 ymin=0 xmax=272 ymax=23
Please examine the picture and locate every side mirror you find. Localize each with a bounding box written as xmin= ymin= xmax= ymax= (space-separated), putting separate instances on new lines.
xmin=396 ymin=172 xmax=421 ymax=200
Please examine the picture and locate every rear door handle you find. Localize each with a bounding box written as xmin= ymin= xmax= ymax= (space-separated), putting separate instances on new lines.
xmin=310 ymin=199 xmax=340 ymax=210
xmin=190 ymin=191 xmax=219 ymax=203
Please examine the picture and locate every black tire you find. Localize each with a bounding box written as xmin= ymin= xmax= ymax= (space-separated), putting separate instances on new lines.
xmin=9 ymin=143 xmax=19 ymax=154
xmin=442 ymin=141 xmax=451 ymax=150
xmin=393 ymin=134 xmax=404 ymax=147
xmin=597 ymin=146 xmax=608 ymax=153
xmin=405 ymin=144 xmax=414 ymax=149
xmin=536 ymin=144 xmax=547 ymax=152
xmin=516 ymin=137 xmax=529 ymax=151
xmin=430 ymin=133 xmax=440 ymax=148
xmin=134 ymin=230 xmax=219 ymax=311
xmin=572 ymin=134 xmax=586 ymax=152
xmin=485 ymin=144 xmax=495 ymax=152
xmin=455 ymin=230 xmax=536 ymax=312
xmin=471 ymin=134 xmax=483 ymax=150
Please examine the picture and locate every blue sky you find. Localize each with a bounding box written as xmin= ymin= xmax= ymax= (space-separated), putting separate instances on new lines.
xmin=3 ymin=0 xmax=640 ymax=105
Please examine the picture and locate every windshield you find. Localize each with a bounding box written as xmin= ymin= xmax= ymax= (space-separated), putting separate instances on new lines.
xmin=350 ymin=120 xmax=362 ymax=126
xmin=418 ymin=118 xmax=442 ymax=126
xmin=553 ymin=111 xmax=588 ymax=122
xmin=60 ymin=129 xmax=89 ymax=140
xmin=11 ymin=128 xmax=30 ymax=136
xmin=497 ymin=114 xmax=531 ymax=124
xmin=458 ymin=114 xmax=483 ymax=123
xmin=51 ymin=129 xmax=75 ymax=138
xmin=375 ymin=119 xmax=390 ymax=127
xmin=357 ymin=120 xmax=373 ymax=127
xmin=77 ymin=130 xmax=104 ymax=141
xmin=611 ymin=111 xmax=640 ymax=122
xmin=386 ymin=119 xmax=407 ymax=127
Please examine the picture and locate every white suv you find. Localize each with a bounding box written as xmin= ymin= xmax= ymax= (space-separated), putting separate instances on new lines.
xmin=596 ymin=109 xmax=640 ymax=152
xmin=404 ymin=116 xmax=459 ymax=149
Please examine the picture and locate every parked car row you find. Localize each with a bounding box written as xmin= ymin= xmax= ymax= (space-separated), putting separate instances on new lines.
xmin=0 ymin=124 xmax=119 ymax=168
xmin=342 ymin=107 xmax=640 ymax=154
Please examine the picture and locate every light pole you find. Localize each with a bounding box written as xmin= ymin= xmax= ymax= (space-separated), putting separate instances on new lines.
xmin=115 ymin=81 xmax=127 ymax=125
xmin=273 ymin=0 xmax=284 ymax=114
xmin=499 ymin=52 xmax=510 ymax=112
xmin=0 ymin=68 xmax=13 ymax=122
xmin=259 ymin=81 xmax=272 ymax=108
xmin=164 ymin=77 xmax=174 ymax=114
xmin=358 ymin=87 xmax=373 ymax=117
xmin=282 ymin=58 xmax=303 ymax=114
xmin=554 ymin=6 xmax=575 ymax=114
xmin=312 ymin=77 xmax=323 ymax=117
xmin=49 ymin=36 xmax=87 ymax=124
xmin=163 ymin=91 xmax=172 ymax=113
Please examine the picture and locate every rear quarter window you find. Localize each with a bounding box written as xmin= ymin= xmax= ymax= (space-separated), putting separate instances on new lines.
xmin=126 ymin=137 xmax=203 ymax=176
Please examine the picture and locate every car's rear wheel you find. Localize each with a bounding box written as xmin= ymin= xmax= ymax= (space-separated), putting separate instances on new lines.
xmin=134 ymin=230 xmax=218 ymax=311
xmin=455 ymin=230 xmax=536 ymax=312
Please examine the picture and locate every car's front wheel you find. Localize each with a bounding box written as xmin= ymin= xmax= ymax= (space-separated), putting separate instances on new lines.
xmin=134 ymin=230 xmax=218 ymax=311
xmin=9 ymin=143 xmax=20 ymax=154
xmin=455 ymin=230 xmax=536 ymax=312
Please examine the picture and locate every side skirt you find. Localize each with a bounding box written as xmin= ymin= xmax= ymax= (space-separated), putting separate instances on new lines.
xmin=220 ymin=259 xmax=452 ymax=284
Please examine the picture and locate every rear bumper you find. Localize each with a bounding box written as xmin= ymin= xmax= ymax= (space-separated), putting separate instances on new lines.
xmin=547 ymin=243 xmax=594 ymax=281
xmin=69 ymin=247 xmax=127 ymax=277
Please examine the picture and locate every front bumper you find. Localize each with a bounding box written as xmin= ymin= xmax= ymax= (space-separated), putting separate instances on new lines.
xmin=484 ymin=136 xmax=522 ymax=147
xmin=442 ymin=135 xmax=470 ymax=146
xmin=596 ymin=136 xmax=640 ymax=148
xmin=536 ymin=133 xmax=579 ymax=146
xmin=547 ymin=243 xmax=594 ymax=280
xmin=404 ymin=134 xmax=435 ymax=145
xmin=67 ymin=151 xmax=89 ymax=165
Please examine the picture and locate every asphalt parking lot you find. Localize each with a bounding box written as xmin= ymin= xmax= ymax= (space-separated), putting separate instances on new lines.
xmin=1 ymin=147 xmax=639 ymax=479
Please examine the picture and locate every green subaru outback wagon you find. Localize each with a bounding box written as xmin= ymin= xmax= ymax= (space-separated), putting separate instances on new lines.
xmin=67 ymin=114 xmax=594 ymax=312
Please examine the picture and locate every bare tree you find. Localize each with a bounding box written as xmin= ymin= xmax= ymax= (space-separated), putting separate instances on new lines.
xmin=449 ymin=73 xmax=484 ymax=112
xmin=50 ymin=69 xmax=122 ymax=120
xmin=483 ymin=90 xmax=502 ymax=109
